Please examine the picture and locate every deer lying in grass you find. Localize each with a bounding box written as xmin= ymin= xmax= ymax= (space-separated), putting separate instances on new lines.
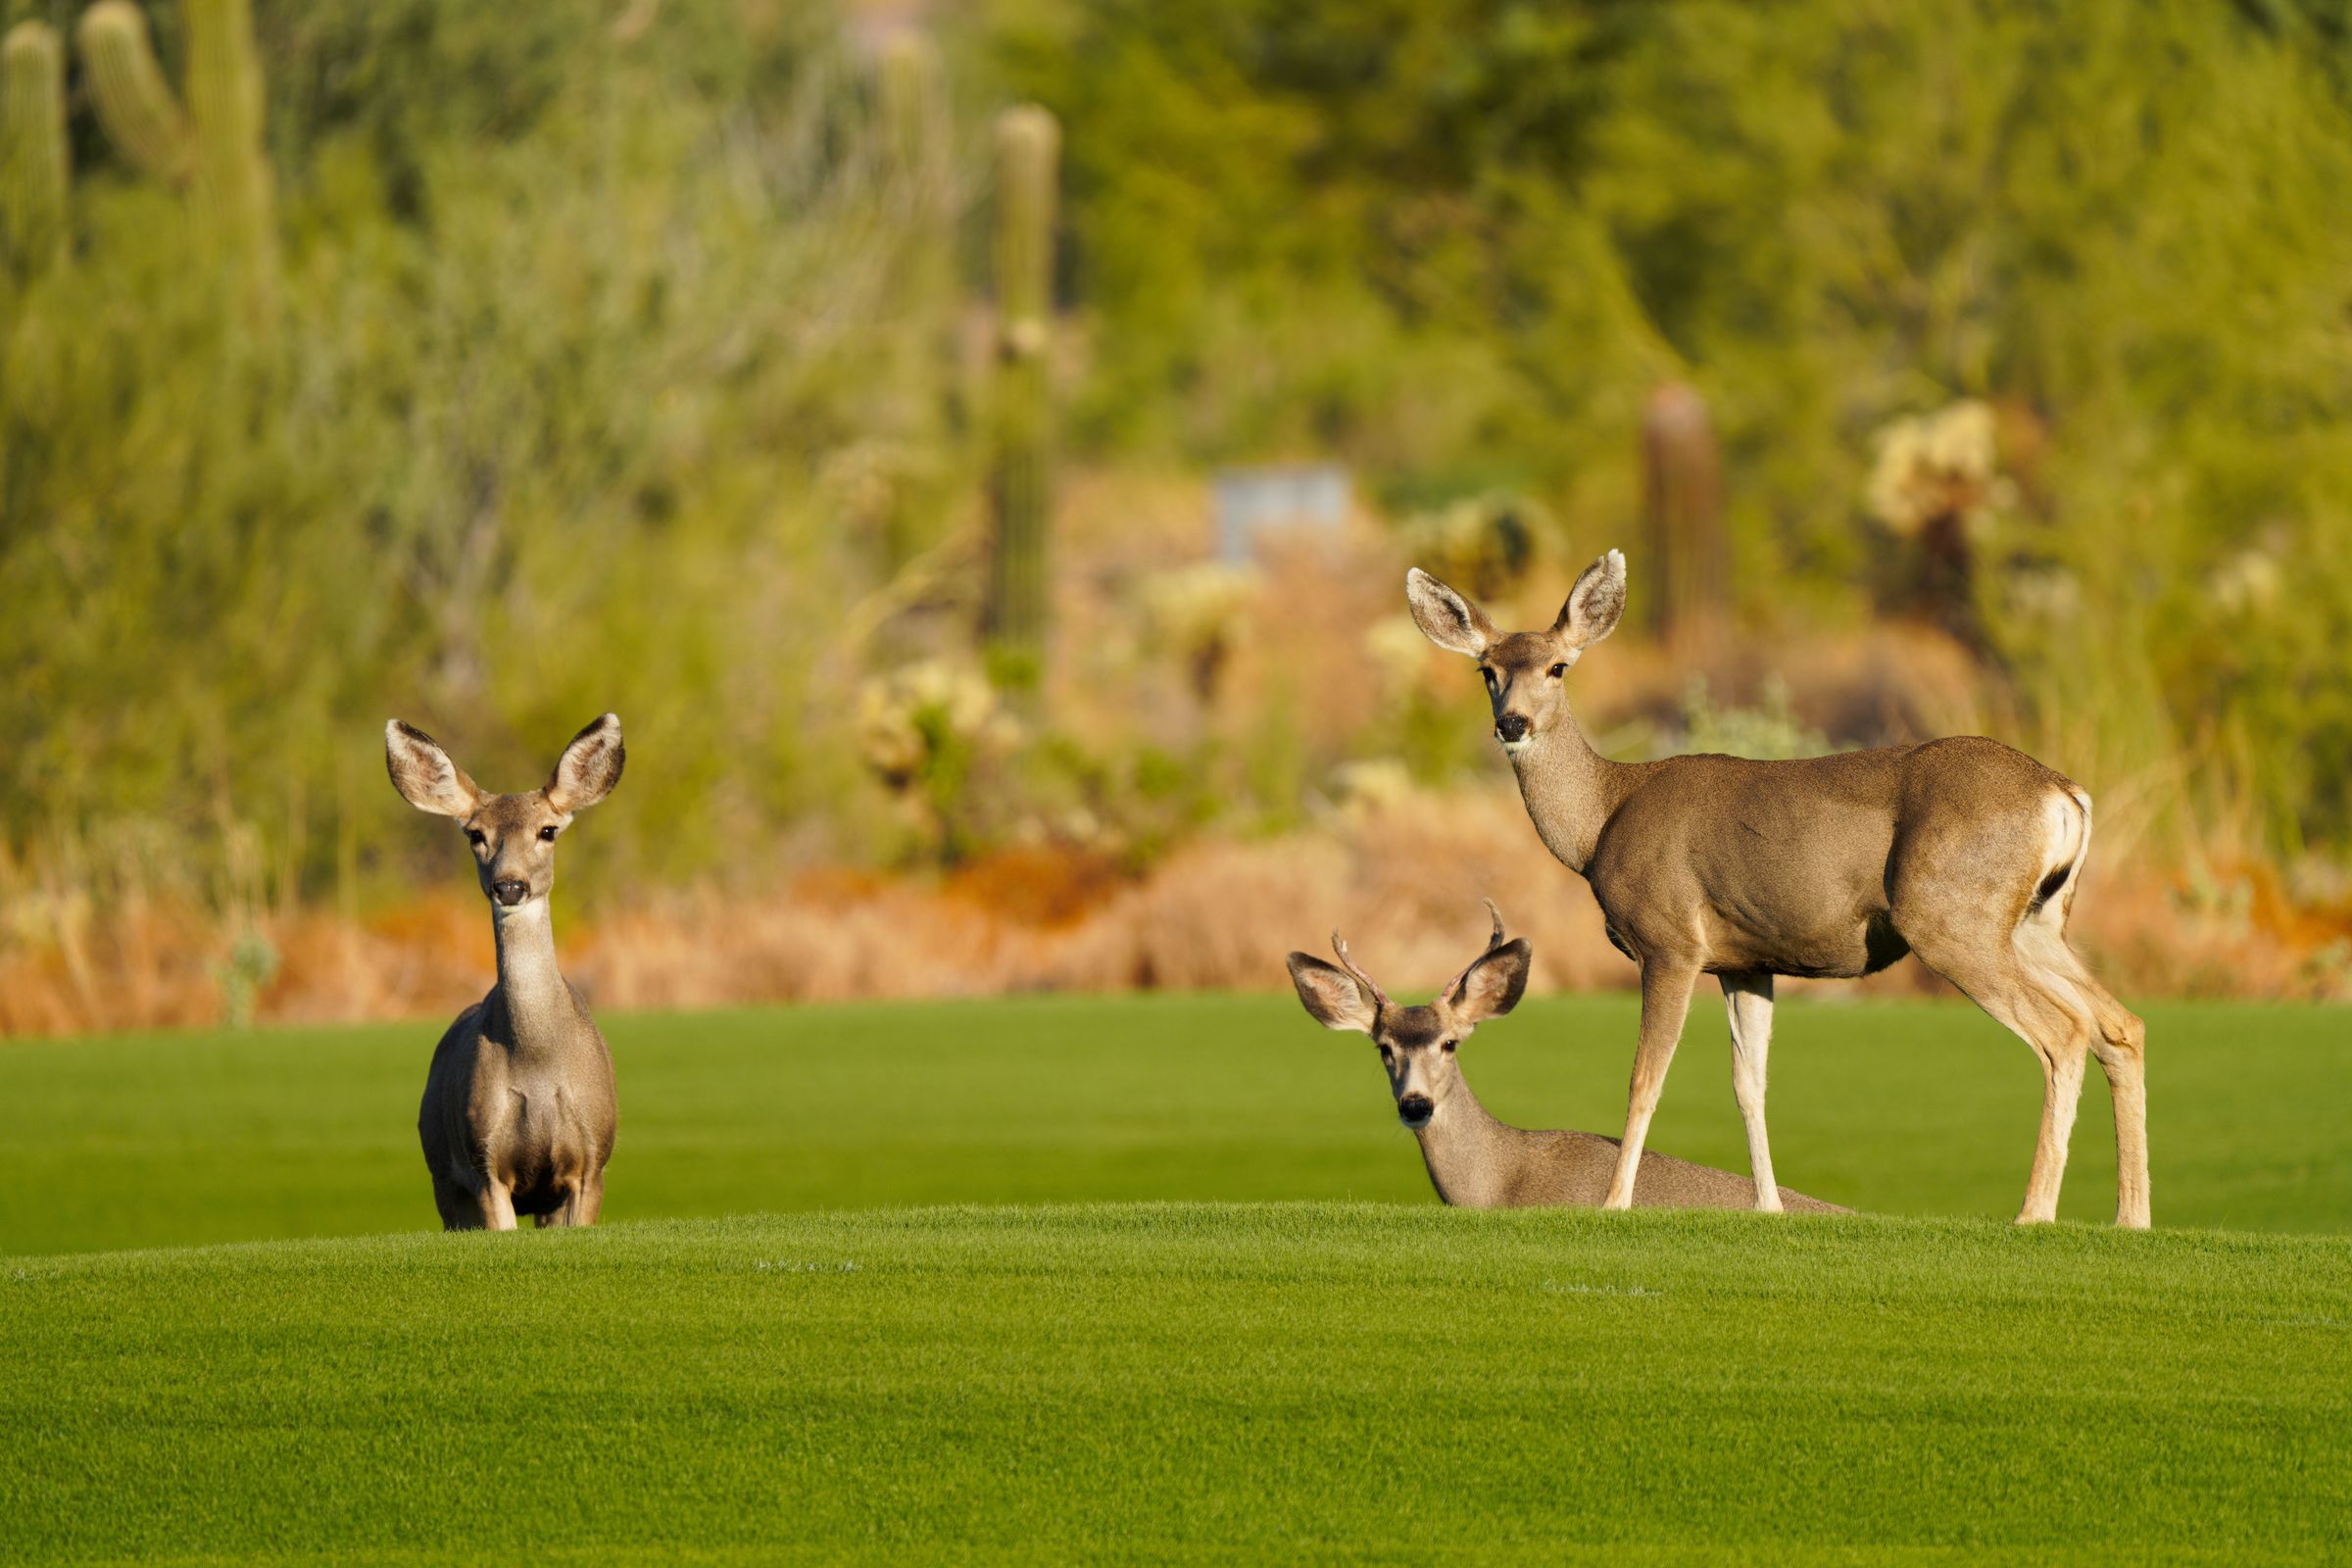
xmin=1287 ymin=905 xmax=1845 ymax=1212
xmin=1406 ymin=551 xmax=2148 ymax=1226
xmin=386 ymin=714 xmax=624 ymax=1231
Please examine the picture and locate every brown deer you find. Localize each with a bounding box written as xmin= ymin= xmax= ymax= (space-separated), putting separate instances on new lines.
xmin=386 ymin=714 xmax=624 ymax=1231
xmin=1288 ymin=904 xmax=1844 ymax=1212
xmin=1406 ymin=552 xmax=2148 ymax=1227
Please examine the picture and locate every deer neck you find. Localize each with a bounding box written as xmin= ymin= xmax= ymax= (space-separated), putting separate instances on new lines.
xmin=1411 ymin=1078 xmax=1521 ymax=1208
xmin=1507 ymin=716 xmax=1635 ymax=876
xmin=490 ymin=900 xmax=573 ymax=1057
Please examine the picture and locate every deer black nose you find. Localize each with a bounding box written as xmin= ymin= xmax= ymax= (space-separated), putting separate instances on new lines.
xmin=1494 ymin=713 xmax=1530 ymax=744
xmin=491 ymin=879 xmax=530 ymax=907
xmin=1397 ymin=1094 xmax=1434 ymax=1126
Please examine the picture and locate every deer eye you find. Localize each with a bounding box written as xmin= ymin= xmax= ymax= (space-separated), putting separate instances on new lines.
xmin=466 ymin=829 xmax=486 ymax=848
xmin=1480 ymin=668 xmax=1496 ymax=689
xmin=1442 ymin=1039 xmax=1457 ymax=1053
xmin=1548 ymin=663 xmax=1567 ymax=679
xmin=1378 ymin=1045 xmax=1395 ymax=1066
xmin=539 ymin=825 xmax=560 ymax=842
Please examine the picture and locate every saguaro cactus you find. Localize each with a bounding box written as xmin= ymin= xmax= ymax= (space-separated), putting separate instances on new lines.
xmin=866 ymin=29 xmax=953 ymax=482
xmin=1641 ymin=381 xmax=1727 ymax=658
xmin=1 ymin=21 xmax=71 ymax=276
xmin=1864 ymin=400 xmax=2003 ymax=655
xmin=877 ymin=30 xmax=947 ymax=206
xmin=982 ymin=103 xmax=1059 ymax=687
xmin=77 ymin=0 xmax=276 ymax=329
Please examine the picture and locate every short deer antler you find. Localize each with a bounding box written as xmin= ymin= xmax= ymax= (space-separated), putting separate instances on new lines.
xmin=1443 ymin=899 xmax=1508 ymax=1003
xmin=1330 ymin=930 xmax=1391 ymax=1012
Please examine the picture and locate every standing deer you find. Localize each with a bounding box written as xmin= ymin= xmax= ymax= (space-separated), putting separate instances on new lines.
xmin=1406 ymin=552 xmax=2148 ymax=1228
xmin=1287 ymin=904 xmax=1844 ymax=1212
xmin=386 ymin=714 xmax=624 ymax=1231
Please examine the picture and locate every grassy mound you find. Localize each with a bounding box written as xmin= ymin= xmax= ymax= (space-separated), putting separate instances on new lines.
xmin=3 ymin=1203 xmax=2347 ymax=1564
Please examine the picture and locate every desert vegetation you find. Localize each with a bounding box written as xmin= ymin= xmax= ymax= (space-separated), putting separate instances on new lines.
xmin=5 ymin=0 xmax=2351 ymax=1033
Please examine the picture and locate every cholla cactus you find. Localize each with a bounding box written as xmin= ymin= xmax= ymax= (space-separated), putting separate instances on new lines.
xmin=1 ymin=21 xmax=70 ymax=275
xmin=857 ymin=662 xmax=1021 ymax=863
xmin=1865 ymin=400 xmax=2012 ymax=540
xmin=1865 ymin=400 xmax=2014 ymax=652
xmin=856 ymin=662 xmax=1014 ymax=789
xmin=1141 ymin=562 xmax=1258 ymax=701
xmin=1397 ymin=491 xmax=1547 ymax=601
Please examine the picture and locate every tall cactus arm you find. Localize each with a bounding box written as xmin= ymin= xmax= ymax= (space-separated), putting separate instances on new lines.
xmin=982 ymin=104 xmax=1061 ymax=672
xmin=77 ymin=1 xmax=196 ymax=184
xmin=993 ymin=104 xmax=1058 ymax=361
xmin=183 ymin=0 xmax=275 ymax=280
xmin=2 ymin=21 xmax=72 ymax=272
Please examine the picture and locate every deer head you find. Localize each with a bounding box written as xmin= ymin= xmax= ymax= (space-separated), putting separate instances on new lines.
xmin=385 ymin=714 xmax=624 ymax=916
xmin=1286 ymin=902 xmax=1533 ymax=1129
xmin=1405 ymin=550 xmax=1626 ymax=753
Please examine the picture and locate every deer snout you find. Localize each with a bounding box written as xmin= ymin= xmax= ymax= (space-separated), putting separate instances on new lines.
xmin=1494 ymin=713 xmax=1530 ymax=745
xmin=1397 ymin=1093 xmax=1435 ymax=1127
xmin=491 ymin=878 xmax=531 ymax=907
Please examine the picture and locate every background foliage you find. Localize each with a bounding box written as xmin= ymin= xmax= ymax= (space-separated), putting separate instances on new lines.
xmin=4 ymin=0 xmax=2349 ymax=959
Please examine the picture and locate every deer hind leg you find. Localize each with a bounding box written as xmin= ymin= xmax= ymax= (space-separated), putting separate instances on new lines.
xmin=535 ymin=1176 xmax=604 ymax=1228
xmin=1604 ymin=956 xmax=1701 ymax=1210
xmin=2019 ymin=917 xmax=2150 ymax=1229
xmin=1721 ymin=971 xmax=1781 ymax=1213
xmin=1910 ymin=936 xmax=2094 ymax=1224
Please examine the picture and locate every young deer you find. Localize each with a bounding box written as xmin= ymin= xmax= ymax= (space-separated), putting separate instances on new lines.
xmin=1287 ymin=905 xmax=1844 ymax=1212
xmin=386 ymin=714 xmax=624 ymax=1231
xmin=1407 ymin=552 xmax=2148 ymax=1227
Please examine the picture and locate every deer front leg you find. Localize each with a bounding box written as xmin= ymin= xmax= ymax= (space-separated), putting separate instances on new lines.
xmin=1721 ymin=970 xmax=1781 ymax=1212
xmin=1603 ymin=956 xmax=1701 ymax=1209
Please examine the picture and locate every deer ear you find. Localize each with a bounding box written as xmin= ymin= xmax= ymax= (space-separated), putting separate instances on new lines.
xmin=1406 ymin=568 xmax=1496 ymax=658
xmin=1553 ymin=550 xmax=1627 ymax=650
xmin=1286 ymin=953 xmax=1378 ymax=1034
xmin=385 ymin=720 xmax=481 ymax=818
xmin=1446 ymin=938 xmax=1532 ymax=1026
xmin=546 ymin=713 xmax=625 ymax=812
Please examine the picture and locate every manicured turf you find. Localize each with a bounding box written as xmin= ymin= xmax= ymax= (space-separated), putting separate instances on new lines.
xmin=3 ymin=1203 xmax=2349 ymax=1564
xmin=5 ymin=999 xmax=2349 ymax=1562
xmin=1 ymin=996 xmax=2347 ymax=1255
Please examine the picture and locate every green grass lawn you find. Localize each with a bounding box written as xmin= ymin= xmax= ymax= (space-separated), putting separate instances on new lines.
xmin=0 ymin=995 xmax=2346 ymax=1255
xmin=3 ymin=1204 xmax=2348 ymax=1564
xmin=3 ymin=997 xmax=2348 ymax=1564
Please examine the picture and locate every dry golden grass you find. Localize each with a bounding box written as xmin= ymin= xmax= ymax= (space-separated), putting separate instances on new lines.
xmin=3 ymin=786 xmax=2343 ymax=1038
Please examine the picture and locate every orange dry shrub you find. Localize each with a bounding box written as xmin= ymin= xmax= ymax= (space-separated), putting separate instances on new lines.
xmin=2 ymin=788 xmax=2346 ymax=1039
